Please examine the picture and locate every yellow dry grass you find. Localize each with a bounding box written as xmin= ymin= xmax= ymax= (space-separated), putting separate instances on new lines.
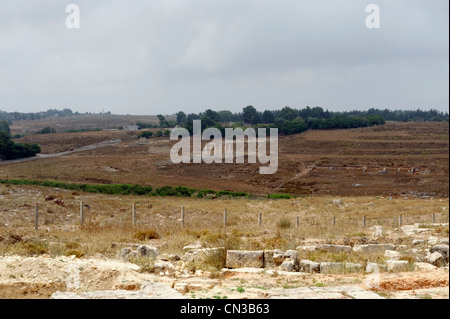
xmin=0 ymin=184 xmax=448 ymax=261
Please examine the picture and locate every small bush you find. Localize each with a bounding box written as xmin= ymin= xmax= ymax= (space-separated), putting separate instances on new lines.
xmin=185 ymin=249 xmax=225 ymax=278
xmin=22 ymin=240 xmax=48 ymax=256
xmin=263 ymin=236 xmax=289 ymax=250
xmin=236 ymin=286 xmax=245 ymax=293
xmin=131 ymin=257 xmax=155 ymax=273
xmin=138 ymin=131 xmax=153 ymax=139
xmin=65 ymin=249 xmax=85 ymax=258
xmin=268 ymin=194 xmax=295 ymax=199
xmin=35 ymin=127 xmax=56 ymax=134
xmin=226 ymin=236 xmax=244 ymax=251
xmin=433 ymin=226 xmax=449 ymax=236
xmin=277 ymin=218 xmax=292 ymax=229
xmin=65 ymin=242 xmax=80 ymax=250
xmin=134 ymin=229 xmax=159 ymax=241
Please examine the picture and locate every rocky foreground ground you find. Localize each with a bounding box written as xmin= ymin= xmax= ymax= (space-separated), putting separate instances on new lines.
xmin=0 ymin=223 xmax=448 ymax=299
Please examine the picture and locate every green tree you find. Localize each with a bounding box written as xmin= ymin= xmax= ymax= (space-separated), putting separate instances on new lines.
xmin=0 ymin=131 xmax=40 ymax=160
xmin=176 ymin=111 xmax=188 ymax=126
xmin=218 ymin=110 xmax=234 ymax=123
xmin=276 ymin=117 xmax=308 ymax=135
xmin=367 ymin=115 xmax=386 ymax=126
xmin=279 ymin=106 xmax=298 ymax=121
xmin=243 ymin=105 xmax=261 ymax=125
xmin=0 ymin=131 xmax=14 ymax=160
xmin=262 ymin=110 xmax=275 ymax=124
xmin=201 ymin=109 xmax=221 ymax=128
xmin=0 ymin=120 xmax=10 ymax=135
xmin=157 ymin=115 xmax=169 ymax=128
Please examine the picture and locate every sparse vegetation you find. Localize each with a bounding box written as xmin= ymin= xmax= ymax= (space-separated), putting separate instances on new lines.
xmin=134 ymin=229 xmax=159 ymax=241
xmin=0 ymin=179 xmax=251 ymax=199
xmin=35 ymin=127 xmax=56 ymax=135
xmin=131 ymin=256 xmax=155 ymax=273
xmin=137 ymin=131 xmax=153 ymax=139
xmin=21 ymin=240 xmax=48 ymax=256
xmin=277 ymin=218 xmax=292 ymax=229
xmin=268 ymin=194 xmax=296 ymax=199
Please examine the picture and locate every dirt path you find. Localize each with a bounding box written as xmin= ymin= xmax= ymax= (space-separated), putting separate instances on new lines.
xmin=0 ymin=139 xmax=122 ymax=166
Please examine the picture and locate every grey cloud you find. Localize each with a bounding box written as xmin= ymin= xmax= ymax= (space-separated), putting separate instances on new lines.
xmin=0 ymin=0 xmax=448 ymax=114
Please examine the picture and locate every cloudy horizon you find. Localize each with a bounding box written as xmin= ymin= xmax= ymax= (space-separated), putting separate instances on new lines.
xmin=0 ymin=0 xmax=448 ymax=115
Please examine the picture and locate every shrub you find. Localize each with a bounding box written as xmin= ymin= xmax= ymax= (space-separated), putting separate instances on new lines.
xmin=35 ymin=127 xmax=56 ymax=134
xmin=0 ymin=179 xmax=249 ymax=199
xmin=236 ymin=286 xmax=245 ymax=293
xmin=226 ymin=236 xmax=244 ymax=251
xmin=65 ymin=249 xmax=85 ymax=258
xmin=277 ymin=218 xmax=292 ymax=229
xmin=138 ymin=131 xmax=153 ymax=139
xmin=134 ymin=229 xmax=159 ymax=241
xmin=268 ymin=193 xmax=295 ymax=199
xmin=22 ymin=240 xmax=48 ymax=256
xmin=65 ymin=242 xmax=80 ymax=250
xmin=131 ymin=256 xmax=155 ymax=273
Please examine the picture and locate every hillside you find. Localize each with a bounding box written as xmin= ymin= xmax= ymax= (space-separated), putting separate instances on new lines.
xmin=1 ymin=121 xmax=448 ymax=198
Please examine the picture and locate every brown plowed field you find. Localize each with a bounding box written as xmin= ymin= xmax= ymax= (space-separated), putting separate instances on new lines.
xmin=2 ymin=121 xmax=448 ymax=198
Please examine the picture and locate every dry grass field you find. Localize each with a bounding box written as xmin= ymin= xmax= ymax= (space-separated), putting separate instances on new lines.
xmin=10 ymin=114 xmax=160 ymax=135
xmin=0 ymin=184 xmax=448 ymax=257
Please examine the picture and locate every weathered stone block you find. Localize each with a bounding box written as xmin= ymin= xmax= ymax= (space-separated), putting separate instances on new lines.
xmin=317 ymin=244 xmax=352 ymax=253
xmin=137 ymin=245 xmax=160 ymax=260
xmin=320 ymin=262 xmax=345 ymax=274
xmin=299 ymin=260 xmax=320 ymax=274
xmin=353 ymin=244 xmax=395 ymax=254
xmin=386 ymin=260 xmax=409 ymax=272
xmin=264 ymin=250 xmax=284 ymax=268
xmin=226 ymin=250 xmax=264 ymax=269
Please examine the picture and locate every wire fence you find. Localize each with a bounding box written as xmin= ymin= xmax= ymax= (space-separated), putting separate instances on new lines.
xmin=28 ymin=202 xmax=450 ymax=234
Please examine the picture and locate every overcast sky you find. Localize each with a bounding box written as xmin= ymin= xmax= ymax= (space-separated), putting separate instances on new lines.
xmin=0 ymin=0 xmax=448 ymax=115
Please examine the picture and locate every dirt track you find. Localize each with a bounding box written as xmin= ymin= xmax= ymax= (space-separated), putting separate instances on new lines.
xmin=0 ymin=139 xmax=122 ymax=166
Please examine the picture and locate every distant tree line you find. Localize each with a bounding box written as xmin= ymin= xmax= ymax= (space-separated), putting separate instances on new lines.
xmin=178 ymin=106 xmax=447 ymax=126
xmin=0 ymin=121 xmax=41 ymax=161
xmin=173 ymin=106 xmax=385 ymax=135
xmin=0 ymin=108 xmax=78 ymax=121
xmin=2 ymin=107 xmax=447 ymax=136
xmin=2 ymin=107 xmax=447 ymax=124
xmin=0 ymin=109 xmax=117 ymax=122
xmin=339 ymin=108 xmax=449 ymax=123
xmin=166 ymin=106 xmax=448 ymax=136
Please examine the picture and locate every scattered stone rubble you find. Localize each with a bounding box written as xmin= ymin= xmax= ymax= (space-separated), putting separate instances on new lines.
xmin=113 ymin=223 xmax=449 ymax=278
xmin=48 ymin=222 xmax=449 ymax=299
